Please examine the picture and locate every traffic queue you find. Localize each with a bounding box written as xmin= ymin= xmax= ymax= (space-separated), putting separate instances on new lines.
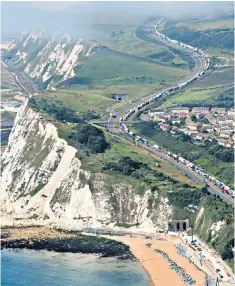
xmin=117 ymin=21 xmax=234 ymax=200
xmin=152 ymin=19 xmax=211 ymax=73
xmin=120 ymin=120 xmax=234 ymax=199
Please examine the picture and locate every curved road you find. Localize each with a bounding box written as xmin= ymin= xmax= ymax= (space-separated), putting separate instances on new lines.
xmin=106 ymin=23 xmax=233 ymax=206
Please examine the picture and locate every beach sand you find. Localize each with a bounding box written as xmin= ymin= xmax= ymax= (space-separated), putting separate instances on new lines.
xmin=108 ymin=234 xmax=208 ymax=286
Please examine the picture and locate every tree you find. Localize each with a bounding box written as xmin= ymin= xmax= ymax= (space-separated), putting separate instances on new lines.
xmin=191 ymin=114 xmax=197 ymax=122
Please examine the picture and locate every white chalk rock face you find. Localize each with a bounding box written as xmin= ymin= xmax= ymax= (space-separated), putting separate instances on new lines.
xmin=1 ymin=106 xmax=173 ymax=231
xmin=4 ymin=32 xmax=97 ymax=88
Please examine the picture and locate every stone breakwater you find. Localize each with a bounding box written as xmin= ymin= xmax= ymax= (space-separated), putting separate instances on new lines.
xmin=1 ymin=226 xmax=134 ymax=259
xmin=154 ymin=249 xmax=196 ymax=285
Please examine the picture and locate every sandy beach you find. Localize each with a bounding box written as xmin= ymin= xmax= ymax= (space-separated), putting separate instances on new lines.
xmin=107 ymin=234 xmax=205 ymax=286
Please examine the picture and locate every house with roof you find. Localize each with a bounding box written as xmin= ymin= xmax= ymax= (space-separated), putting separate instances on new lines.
xmin=227 ymin=109 xmax=235 ymax=116
xmin=202 ymin=124 xmax=214 ymax=132
xmin=217 ymin=139 xmax=233 ymax=148
xmin=160 ymin=123 xmax=171 ymax=132
xmin=195 ymin=134 xmax=203 ymax=140
xmin=170 ymin=116 xmax=181 ymax=124
xmin=192 ymin=107 xmax=210 ymax=114
xmin=211 ymin=108 xmax=226 ymax=115
xmin=187 ymin=130 xmax=198 ymax=136
xmin=154 ymin=115 xmax=168 ymax=123
xmin=213 ymin=125 xmax=221 ymax=133
xmin=219 ymin=132 xmax=231 ymax=139
xmin=171 ymin=107 xmax=190 ymax=114
xmin=187 ymin=122 xmax=201 ymax=131
xmin=148 ymin=109 xmax=165 ymax=116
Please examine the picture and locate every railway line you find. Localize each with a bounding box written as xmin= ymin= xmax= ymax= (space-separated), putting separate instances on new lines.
xmin=106 ymin=21 xmax=234 ymax=206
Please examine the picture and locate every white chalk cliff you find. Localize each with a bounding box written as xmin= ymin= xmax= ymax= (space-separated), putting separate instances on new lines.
xmin=5 ymin=32 xmax=97 ymax=88
xmin=1 ymin=104 xmax=172 ymax=231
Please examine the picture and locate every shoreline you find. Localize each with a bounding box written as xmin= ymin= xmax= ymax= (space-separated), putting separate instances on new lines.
xmin=1 ymin=226 xmax=232 ymax=286
xmin=1 ymin=227 xmax=134 ymax=260
xmin=1 ymin=225 xmax=153 ymax=286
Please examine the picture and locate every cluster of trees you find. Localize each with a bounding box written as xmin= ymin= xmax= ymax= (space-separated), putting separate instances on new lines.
xmin=103 ymin=156 xmax=173 ymax=184
xmin=70 ymin=124 xmax=109 ymax=154
xmin=221 ymin=238 xmax=234 ymax=262
xmin=135 ymin=76 xmax=152 ymax=83
xmin=149 ymin=51 xmax=175 ymax=63
xmin=207 ymin=144 xmax=234 ymax=162
xmin=190 ymin=114 xmax=209 ymax=125
xmin=164 ymin=25 xmax=234 ymax=50
xmin=82 ymin=110 xmax=100 ymax=121
xmin=62 ymin=77 xmax=92 ymax=86
xmin=29 ymin=98 xmax=84 ymax=123
xmin=168 ymin=47 xmax=195 ymax=70
xmin=202 ymin=195 xmax=234 ymax=267
xmin=168 ymin=187 xmax=202 ymax=209
xmin=135 ymin=26 xmax=194 ymax=69
xmin=203 ymin=195 xmax=233 ymax=224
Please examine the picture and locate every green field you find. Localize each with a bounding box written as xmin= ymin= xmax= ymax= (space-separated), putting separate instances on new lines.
xmin=193 ymin=67 xmax=234 ymax=89
xmin=163 ymin=85 xmax=233 ymax=108
xmin=40 ymin=83 xmax=165 ymax=119
xmin=176 ymin=18 xmax=234 ymax=31
xmin=93 ymin=24 xmax=189 ymax=69
xmin=40 ymin=45 xmax=188 ymax=118
xmin=73 ymin=48 xmax=186 ymax=86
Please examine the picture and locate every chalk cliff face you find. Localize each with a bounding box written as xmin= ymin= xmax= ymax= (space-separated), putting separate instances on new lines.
xmin=4 ymin=32 xmax=97 ymax=88
xmin=0 ymin=104 xmax=172 ymax=231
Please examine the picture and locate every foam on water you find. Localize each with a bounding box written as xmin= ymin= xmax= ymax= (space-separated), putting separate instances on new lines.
xmin=2 ymin=249 xmax=150 ymax=286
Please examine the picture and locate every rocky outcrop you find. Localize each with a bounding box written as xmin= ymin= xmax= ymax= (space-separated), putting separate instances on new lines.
xmin=1 ymin=104 xmax=172 ymax=231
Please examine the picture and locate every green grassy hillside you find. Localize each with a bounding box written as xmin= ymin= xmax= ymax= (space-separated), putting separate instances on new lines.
xmin=72 ymin=48 xmax=186 ymax=86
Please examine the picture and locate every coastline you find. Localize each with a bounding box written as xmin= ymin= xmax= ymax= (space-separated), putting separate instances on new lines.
xmin=1 ymin=226 xmax=134 ymax=259
xmin=1 ymin=225 xmax=154 ymax=286
xmin=1 ymin=226 xmax=230 ymax=286
xmin=1 ymin=226 xmax=153 ymax=286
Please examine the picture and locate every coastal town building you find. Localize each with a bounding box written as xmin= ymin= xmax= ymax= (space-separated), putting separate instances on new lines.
xmin=211 ymin=108 xmax=226 ymax=115
xmin=161 ymin=123 xmax=171 ymax=131
xmin=187 ymin=123 xmax=201 ymax=131
xmin=147 ymin=105 xmax=234 ymax=148
xmin=171 ymin=107 xmax=190 ymax=114
xmin=192 ymin=107 xmax=210 ymax=114
xmin=148 ymin=109 xmax=165 ymax=116
xmin=227 ymin=109 xmax=235 ymax=117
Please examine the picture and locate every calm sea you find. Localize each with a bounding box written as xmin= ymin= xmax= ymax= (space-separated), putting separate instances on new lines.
xmin=1 ymin=249 xmax=150 ymax=286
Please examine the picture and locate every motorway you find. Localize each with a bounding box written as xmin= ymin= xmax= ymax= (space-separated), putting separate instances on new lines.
xmin=106 ymin=24 xmax=234 ymax=206
xmin=2 ymin=30 xmax=233 ymax=206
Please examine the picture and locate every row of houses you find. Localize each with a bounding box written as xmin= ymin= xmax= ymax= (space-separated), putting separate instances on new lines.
xmin=170 ymin=107 xmax=235 ymax=116
xmin=148 ymin=106 xmax=234 ymax=148
xmin=158 ymin=122 xmax=234 ymax=148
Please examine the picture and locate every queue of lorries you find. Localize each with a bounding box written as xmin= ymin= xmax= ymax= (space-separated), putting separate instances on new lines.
xmin=120 ymin=121 xmax=235 ymax=198
xmin=111 ymin=20 xmax=234 ymax=200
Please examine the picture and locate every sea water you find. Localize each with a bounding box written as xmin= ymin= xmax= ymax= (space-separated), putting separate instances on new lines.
xmin=1 ymin=249 xmax=150 ymax=286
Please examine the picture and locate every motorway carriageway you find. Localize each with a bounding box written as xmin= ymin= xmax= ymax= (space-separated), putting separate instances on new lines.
xmin=106 ymin=24 xmax=234 ymax=207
